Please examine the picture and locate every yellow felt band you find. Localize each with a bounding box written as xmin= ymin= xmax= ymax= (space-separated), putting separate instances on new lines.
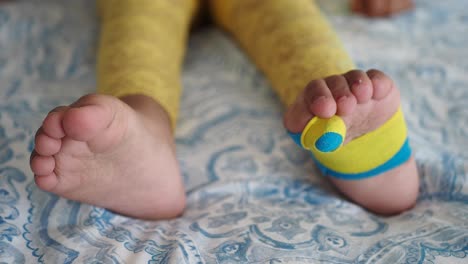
xmin=308 ymin=108 xmax=407 ymax=174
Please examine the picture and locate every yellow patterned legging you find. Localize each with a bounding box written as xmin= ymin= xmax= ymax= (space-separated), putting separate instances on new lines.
xmin=97 ymin=0 xmax=355 ymax=129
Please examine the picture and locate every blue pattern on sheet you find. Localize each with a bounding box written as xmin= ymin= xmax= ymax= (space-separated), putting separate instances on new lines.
xmin=0 ymin=0 xmax=467 ymax=263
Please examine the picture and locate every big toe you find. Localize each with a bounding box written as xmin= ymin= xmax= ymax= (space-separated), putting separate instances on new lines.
xmin=284 ymin=79 xmax=337 ymax=133
xmin=62 ymin=94 xmax=116 ymax=142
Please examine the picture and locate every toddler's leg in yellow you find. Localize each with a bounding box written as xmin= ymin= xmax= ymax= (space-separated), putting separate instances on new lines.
xmin=97 ymin=0 xmax=200 ymax=129
xmin=31 ymin=0 xmax=202 ymax=220
xmin=209 ymin=0 xmax=418 ymax=215
xmin=209 ymin=0 xmax=354 ymax=107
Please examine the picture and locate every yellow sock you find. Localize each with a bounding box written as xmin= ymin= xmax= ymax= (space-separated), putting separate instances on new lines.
xmin=97 ymin=0 xmax=199 ymax=129
xmin=209 ymin=0 xmax=355 ymax=106
xmin=98 ymin=0 xmax=353 ymax=126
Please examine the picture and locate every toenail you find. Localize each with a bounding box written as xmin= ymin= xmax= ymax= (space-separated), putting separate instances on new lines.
xmin=338 ymin=96 xmax=348 ymax=103
xmin=313 ymin=96 xmax=328 ymax=103
xmin=352 ymin=82 xmax=365 ymax=92
xmin=353 ymin=79 xmax=363 ymax=86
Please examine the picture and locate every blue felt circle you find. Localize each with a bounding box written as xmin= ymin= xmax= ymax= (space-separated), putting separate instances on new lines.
xmin=315 ymin=132 xmax=343 ymax=152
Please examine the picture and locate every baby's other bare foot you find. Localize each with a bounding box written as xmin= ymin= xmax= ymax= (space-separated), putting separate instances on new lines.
xmin=30 ymin=94 xmax=185 ymax=220
xmin=351 ymin=0 xmax=414 ymax=17
xmin=284 ymin=69 xmax=418 ymax=215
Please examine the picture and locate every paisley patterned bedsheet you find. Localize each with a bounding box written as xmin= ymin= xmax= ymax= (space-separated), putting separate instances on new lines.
xmin=0 ymin=0 xmax=467 ymax=263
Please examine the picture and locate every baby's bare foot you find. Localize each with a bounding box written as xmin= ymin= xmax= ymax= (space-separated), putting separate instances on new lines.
xmin=30 ymin=94 xmax=185 ymax=220
xmin=351 ymin=0 xmax=414 ymax=17
xmin=284 ymin=69 xmax=418 ymax=215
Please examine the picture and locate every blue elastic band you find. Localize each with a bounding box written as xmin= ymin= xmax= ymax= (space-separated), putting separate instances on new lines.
xmin=288 ymin=131 xmax=302 ymax=147
xmin=312 ymin=139 xmax=412 ymax=180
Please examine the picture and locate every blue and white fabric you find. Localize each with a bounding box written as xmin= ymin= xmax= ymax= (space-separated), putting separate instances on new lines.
xmin=0 ymin=0 xmax=467 ymax=263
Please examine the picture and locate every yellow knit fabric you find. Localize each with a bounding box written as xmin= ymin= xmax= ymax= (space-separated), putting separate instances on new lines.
xmin=209 ymin=0 xmax=355 ymax=106
xmin=97 ymin=0 xmax=199 ymax=129
xmin=97 ymin=0 xmax=355 ymax=127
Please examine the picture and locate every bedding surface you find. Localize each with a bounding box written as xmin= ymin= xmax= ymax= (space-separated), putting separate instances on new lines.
xmin=0 ymin=0 xmax=467 ymax=263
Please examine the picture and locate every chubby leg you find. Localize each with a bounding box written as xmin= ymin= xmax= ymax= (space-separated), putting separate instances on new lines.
xmin=31 ymin=0 xmax=200 ymax=220
xmin=209 ymin=0 xmax=418 ymax=214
